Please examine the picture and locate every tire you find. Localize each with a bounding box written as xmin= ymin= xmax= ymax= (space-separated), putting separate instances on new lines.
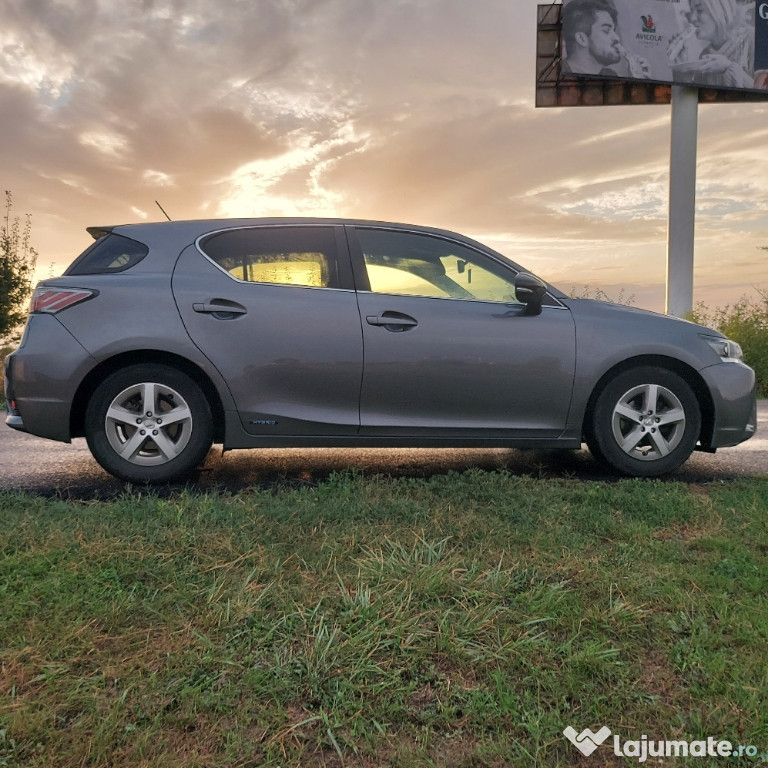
xmin=85 ymin=364 xmax=213 ymax=483
xmin=585 ymin=366 xmax=701 ymax=477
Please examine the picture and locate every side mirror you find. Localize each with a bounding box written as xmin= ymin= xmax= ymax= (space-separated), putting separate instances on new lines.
xmin=514 ymin=273 xmax=547 ymax=316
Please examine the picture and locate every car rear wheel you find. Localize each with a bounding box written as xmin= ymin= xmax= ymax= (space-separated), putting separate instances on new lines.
xmin=85 ymin=364 xmax=213 ymax=483
xmin=586 ymin=366 xmax=701 ymax=477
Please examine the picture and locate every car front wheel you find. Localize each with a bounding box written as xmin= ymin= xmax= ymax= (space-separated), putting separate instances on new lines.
xmin=85 ymin=364 xmax=213 ymax=483
xmin=586 ymin=366 xmax=701 ymax=477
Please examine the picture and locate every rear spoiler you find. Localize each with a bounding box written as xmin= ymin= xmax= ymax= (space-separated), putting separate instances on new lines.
xmin=86 ymin=226 xmax=116 ymax=240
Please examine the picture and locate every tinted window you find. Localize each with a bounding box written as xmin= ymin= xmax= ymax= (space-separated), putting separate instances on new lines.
xmin=356 ymin=229 xmax=521 ymax=303
xmin=200 ymin=226 xmax=339 ymax=288
xmin=65 ymin=233 xmax=148 ymax=275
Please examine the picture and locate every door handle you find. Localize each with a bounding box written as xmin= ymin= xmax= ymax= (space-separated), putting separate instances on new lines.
xmin=193 ymin=300 xmax=247 ymax=318
xmin=366 ymin=312 xmax=418 ymax=331
xmin=192 ymin=299 xmax=248 ymax=320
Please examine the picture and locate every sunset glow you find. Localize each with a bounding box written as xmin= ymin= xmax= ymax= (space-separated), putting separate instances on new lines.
xmin=2 ymin=0 xmax=766 ymax=312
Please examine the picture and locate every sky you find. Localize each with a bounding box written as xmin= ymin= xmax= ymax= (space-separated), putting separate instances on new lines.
xmin=1 ymin=0 xmax=767 ymax=313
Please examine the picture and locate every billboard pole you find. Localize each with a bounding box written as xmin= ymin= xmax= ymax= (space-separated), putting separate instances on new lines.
xmin=665 ymin=85 xmax=698 ymax=318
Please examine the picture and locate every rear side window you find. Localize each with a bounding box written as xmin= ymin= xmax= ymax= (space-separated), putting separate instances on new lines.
xmin=199 ymin=226 xmax=339 ymax=289
xmin=65 ymin=234 xmax=148 ymax=275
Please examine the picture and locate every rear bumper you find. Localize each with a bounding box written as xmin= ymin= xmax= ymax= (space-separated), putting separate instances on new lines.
xmin=700 ymin=361 xmax=757 ymax=449
xmin=3 ymin=354 xmax=24 ymax=430
xmin=5 ymin=413 xmax=25 ymax=431
xmin=3 ymin=315 xmax=97 ymax=443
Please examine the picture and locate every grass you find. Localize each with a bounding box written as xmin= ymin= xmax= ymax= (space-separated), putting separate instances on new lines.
xmin=1 ymin=471 xmax=768 ymax=767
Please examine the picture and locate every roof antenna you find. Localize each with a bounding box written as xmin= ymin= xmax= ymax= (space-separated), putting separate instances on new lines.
xmin=155 ymin=200 xmax=172 ymax=221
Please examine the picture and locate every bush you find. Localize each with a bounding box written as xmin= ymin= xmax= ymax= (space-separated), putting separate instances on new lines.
xmin=1 ymin=191 xmax=37 ymax=341
xmin=569 ymin=285 xmax=636 ymax=305
xmin=690 ymin=290 xmax=768 ymax=397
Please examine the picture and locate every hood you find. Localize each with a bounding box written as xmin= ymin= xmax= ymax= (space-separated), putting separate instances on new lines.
xmin=561 ymin=298 xmax=723 ymax=337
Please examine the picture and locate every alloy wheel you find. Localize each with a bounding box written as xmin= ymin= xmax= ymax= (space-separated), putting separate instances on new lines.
xmin=611 ymin=383 xmax=686 ymax=461
xmin=104 ymin=381 xmax=194 ymax=466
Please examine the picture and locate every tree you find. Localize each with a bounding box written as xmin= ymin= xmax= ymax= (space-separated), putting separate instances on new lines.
xmin=0 ymin=191 xmax=38 ymax=342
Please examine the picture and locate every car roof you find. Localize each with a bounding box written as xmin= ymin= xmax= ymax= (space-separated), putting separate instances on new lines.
xmin=86 ymin=218 xmax=566 ymax=298
xmin=88 ymin=217 xmax=481 ymax=243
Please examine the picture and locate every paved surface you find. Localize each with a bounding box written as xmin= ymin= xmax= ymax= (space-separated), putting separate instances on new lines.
xmin=1 ymin=403 xmax=765 ymax=499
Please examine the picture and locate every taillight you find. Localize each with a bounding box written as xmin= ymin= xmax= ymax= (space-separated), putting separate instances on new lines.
xmin=30 ymin=287 xmax=97 ymax=314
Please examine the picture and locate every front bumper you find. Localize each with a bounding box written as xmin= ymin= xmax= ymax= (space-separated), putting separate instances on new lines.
xmin=700 ymin=360 xmax=757 ymax=449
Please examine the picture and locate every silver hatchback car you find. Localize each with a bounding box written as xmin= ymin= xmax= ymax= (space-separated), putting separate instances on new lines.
xmin=4 ymin=218 xmax=757 ymax=483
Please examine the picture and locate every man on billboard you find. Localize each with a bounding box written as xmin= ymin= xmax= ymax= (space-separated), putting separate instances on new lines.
xmin=562 ymin=0 xmax=652 ymax=77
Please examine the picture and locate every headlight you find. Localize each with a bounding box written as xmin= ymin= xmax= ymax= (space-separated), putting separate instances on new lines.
xmin=700 ymin=334 xmax=744 ymax=362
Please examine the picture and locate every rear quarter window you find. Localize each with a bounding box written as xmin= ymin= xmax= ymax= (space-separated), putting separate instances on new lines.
xmin=64 ymin=233 xmax=148 ymax=275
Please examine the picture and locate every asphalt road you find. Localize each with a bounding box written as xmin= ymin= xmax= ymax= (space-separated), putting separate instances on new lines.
xmin=1 ymin=403 xmax=766 ymax=499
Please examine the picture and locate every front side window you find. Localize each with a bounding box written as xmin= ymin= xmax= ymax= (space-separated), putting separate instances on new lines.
xmin=355 ymin=228 xmax=521 ymax=303
xmin=199 ymin=226 xmax=338 ymax=288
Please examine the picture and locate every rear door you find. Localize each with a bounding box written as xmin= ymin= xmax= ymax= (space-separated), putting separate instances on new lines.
xmin=172 ymin=224 xmax=363 ymax=436
xmin=349 ymin=226 xmax=576 ymax=437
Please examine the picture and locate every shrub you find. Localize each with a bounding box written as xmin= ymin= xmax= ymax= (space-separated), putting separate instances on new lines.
xmin=1 ymin=191 xmax=37 ymax=341
xmin=569 ymin=285 xmax=636 ymax=305
xmin=690 ymin=290 xmax=768 ymax=397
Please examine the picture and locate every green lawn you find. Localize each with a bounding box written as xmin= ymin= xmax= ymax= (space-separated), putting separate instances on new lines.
xmin=1 ymin=472 xmax=767 ymax=767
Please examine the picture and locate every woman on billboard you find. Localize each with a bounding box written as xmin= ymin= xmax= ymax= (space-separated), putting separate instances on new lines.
xmin=668 ymin=0 xmax=756 ymax=88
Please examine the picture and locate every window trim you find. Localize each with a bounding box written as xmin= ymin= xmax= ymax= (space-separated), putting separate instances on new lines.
xmin=195 ymin=224 xmax=355 ymax=291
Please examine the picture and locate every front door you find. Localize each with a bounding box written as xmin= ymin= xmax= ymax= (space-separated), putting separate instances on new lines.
xmin=350 ymin=226 xmax=576 ymax=437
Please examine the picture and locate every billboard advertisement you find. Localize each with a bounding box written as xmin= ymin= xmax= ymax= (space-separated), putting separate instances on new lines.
xmin=561 ymin=0 xmax=768 ymax=92
xmin=756 ymin=2 xmax=768 ymax=77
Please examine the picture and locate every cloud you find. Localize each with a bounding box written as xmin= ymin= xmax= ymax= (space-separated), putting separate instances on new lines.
xmin=78 ymin=130 xmax=129 ymax=158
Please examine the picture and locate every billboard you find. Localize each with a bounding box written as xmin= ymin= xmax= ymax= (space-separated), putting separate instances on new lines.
xmin=561 ymin=0 xmax=768 ymax=92
xmin=757 ymin=2 xmax=768 ymax=75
